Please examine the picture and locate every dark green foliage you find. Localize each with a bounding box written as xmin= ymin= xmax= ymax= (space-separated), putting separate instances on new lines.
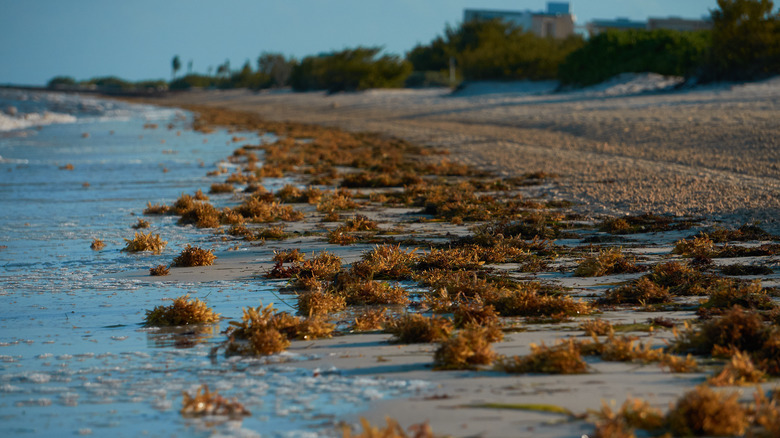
xmin=404 ymin=71 xmax=452 ymax=88
xmin=83 ymin=76 xmax=135 ymax=90
xmin=133 ymin=79 xmax=169 ymax=90
xmin=78 ymin=76 xmax=168 ymax=91
xmin=170 ymin=55 xmax=297 ymax=91
xmin=290 ymin=47 xmax=412 ymax=92
xmin=47 ymin=75 xmax=167 ymax=92
xmin=560 ymin=1 xmax=780 ymax=86
xmin=704 ymin=0 xmax=780 ymax=81
xmin=228 ymin=61 xmax=269 ymax=89
xmin=169 ymin=74 xmax=224 ymax=90
xmin=559 ymin=29 xmax=710 ymax=86
xmin=46 ymin=76 xmax=76 ymax=88
xmin=170 ymin=69 xmax=269 ymax=90
xmin=407 ymin=35 xmax=451 ymax=72
xmin=408 ymin=19 xmax=584 ymax=81
xmin=257 ymin=52 xmax=296 ymax=87
xmin=459 ymin=28 xmax=585 ymax=81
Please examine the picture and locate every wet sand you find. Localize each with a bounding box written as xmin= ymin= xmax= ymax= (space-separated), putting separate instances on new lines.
xmin=130 ymin=220 xmax=776 ymax=437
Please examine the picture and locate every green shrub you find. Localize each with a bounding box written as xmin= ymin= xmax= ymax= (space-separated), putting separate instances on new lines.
xmin=81 ymin=76 xmax=135 ymax=90
xmin=408 ymin=19 xmax=584 ymax=82
xmin=290 ymin=47 xmax=412 ymax=92
xmin=559 ymin=29 xmax=710 ymax=86
xmin=170 ymin=74 xmax=224 ymax=90
xmin=47 ymin=76 xmax=76 ymax=88
xmin=704 ymin=0 xmax=780 ymax=81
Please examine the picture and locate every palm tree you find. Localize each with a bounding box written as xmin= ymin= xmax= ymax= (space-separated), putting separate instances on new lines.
xmin=216 ymin=60 xmax=230 ymax=78
xmin=171 ymin=55 xmax=182 ymax=81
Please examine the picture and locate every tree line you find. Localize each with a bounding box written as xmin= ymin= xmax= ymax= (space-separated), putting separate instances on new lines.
xmin=48 ymin=0 xmax=780 ymax=93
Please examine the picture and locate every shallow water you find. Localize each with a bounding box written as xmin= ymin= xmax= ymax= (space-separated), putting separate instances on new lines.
xmin=0 ymin=90 xmax=425 ymax=437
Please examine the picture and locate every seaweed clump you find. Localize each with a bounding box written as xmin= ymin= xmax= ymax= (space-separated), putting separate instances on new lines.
xmin=707 ymin=350 xmax=766 ymax=386
xmin=132 ymin=219 xmax=150 ymax=229
xmin=433 ymin=325 xmax=499 ymax=370
xmin=484 ymin=283 xmax=591 ymax=318
xmin=172 ymin=245 xmax=217 ymax=267
xmin=296 ymin=290 xmax=347 ymax=316
xmin=698 ymin=281 xmax=776 ymax=313
xmin=599 ymin=214 xmax=697 ymax=234
xmin=336 ymin=277 xmax=410 ymax=306
xmin=341 ymin=417 xmax=433 ymax=438
xmin=674 ymin=235 xmax=780 ymax=259
xmin=351 ymin=244 xmax=418 ymax=280
xmin=580 ymin=319 xmax=613 ymax=336
xmin=123 ymin=232 xmax=167 ymax=253
xmin=143 ymin=202 xmax=170 ymax=215
xmin=221 ymin=303 xmax=333 ymax=356
xmin=327 ymin=214 xmax=380 ymax=245
xmin=144 ymin=294 xmax=219 ymax=326
xmin=645 ymin=261 xmax=718 ymax=296
xmin=672 ymin=306 xmax=780 ymax=375
xmin=591 ymin=386 xmax=772 ymax=437
xmin=350 ymin=308 xmax=388 ymax=332
xmin=499 ymin=340 xmax=588 ymax=374
xmin=665 ymin=386 xmax=748 ymax=437
xmin=149 ymin=264 xmax=170 ymax=276
xmin=291 ymin=252 xmax=343 ymax=290
xmin=385 ymin=314 xmax=453 ymax=344
xmin=700 ymin=224 xmax=778 ymax=242
xmin=181 ymin=384 xmax=250 ymax=418
xmin=598 ymin=277 xmax=672 ymax=306
xmin=575 ymin=248 xmax=644 ymax=277
xmin=591 ymin=397 xmax=664 ymax=438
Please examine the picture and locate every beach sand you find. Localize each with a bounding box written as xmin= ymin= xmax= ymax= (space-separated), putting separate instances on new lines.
xmin=152 ymin=74 xmax=780 ymax=232
xmin=127 ymin=76 xmax=780 ymax=437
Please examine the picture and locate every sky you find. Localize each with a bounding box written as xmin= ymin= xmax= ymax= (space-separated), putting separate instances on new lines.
xmin=0 ymin=0 xmax=719 ymax=86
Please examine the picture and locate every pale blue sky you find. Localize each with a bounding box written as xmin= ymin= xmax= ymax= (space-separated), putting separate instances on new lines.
xmin=1 ymin=0 xmax=719 ymax=85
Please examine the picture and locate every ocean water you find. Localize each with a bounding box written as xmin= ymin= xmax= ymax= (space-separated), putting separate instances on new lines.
xmin=0 ymin=89 xmax=424 ymax=437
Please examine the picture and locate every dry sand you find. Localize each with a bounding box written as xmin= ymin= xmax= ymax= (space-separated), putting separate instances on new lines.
xmin=153 ymin=74 xmax=780 ymax=233
xmin=133 ymin=76 xmax=780 ymax=437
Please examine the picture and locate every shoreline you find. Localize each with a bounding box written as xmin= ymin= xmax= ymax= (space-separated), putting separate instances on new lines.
xmin=117 ymin=88 xmax=780 ymax=437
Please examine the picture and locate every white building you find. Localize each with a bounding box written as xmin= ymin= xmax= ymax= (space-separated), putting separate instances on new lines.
xmin=464 ymin=2 xmax=576 ymax=39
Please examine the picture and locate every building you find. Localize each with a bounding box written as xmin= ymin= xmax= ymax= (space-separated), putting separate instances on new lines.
xmin=532 ymin=3 xmax=576 ymax=39
xmin=464 ymin=2 xmax=576 ymax=39
xmin=463 ymin=8 xmax=533 ymax=30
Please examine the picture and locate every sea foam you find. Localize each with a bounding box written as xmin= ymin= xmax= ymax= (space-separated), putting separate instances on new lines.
xmin=0 ymin=111 xmax=77 ymax=132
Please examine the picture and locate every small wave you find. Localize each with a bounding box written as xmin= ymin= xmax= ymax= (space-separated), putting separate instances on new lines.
xmin=0 ymin=111 xmax=77 ymax=132
xmin=1 ymin=89 xmax=181 ymax=131
xmin=0 ymin=155 xmax=29 ymax=164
